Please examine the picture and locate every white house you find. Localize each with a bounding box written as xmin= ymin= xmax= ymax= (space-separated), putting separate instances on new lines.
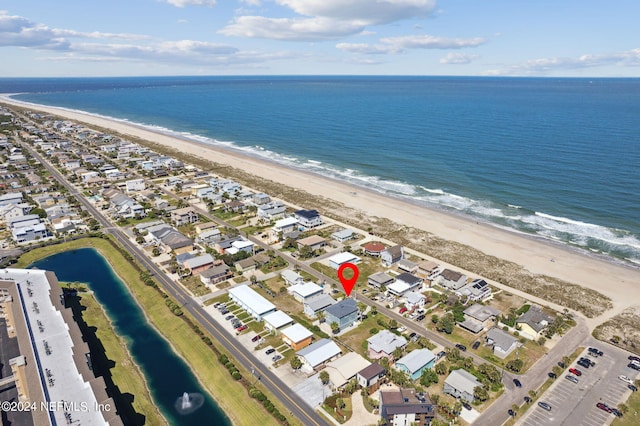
xmin=263 ymin=311 xmax=295 ymax=333
xmin=288 ymin=282 xmax=323 ymax=303
xmin=228 ymin=285 xmax=276 ymax=321
xmin=125 ymin=179 xmax=145 ymax=193
xmin=438 ymin=269 xmax=467 ymax=290
xmin=403 ymin=292 xmax=426 ymax=310
xmin=294 ymin=209 xmax=322 ymax=229
xmin=328 ymin=252 xmax=362 ymax=270
xmin=297 ymin=339 xmax=341 ymax=372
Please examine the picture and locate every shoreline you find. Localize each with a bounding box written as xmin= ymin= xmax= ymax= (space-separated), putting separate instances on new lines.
xmin=2 ymin=96 xmax=639 ymax=317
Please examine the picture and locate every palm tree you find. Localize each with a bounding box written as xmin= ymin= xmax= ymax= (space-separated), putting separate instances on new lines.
xmin=319 ymin=370 xmax=330 ymax=385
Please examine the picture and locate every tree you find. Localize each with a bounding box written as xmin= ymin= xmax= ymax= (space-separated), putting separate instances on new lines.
xmin=617 ymin=403 xmax=629 ymax=415
xmin=290 ymin=357 xmax=302 ymax=370
xmin=506 ymin=358 xmax=524 ymax=373
xmin=336 ymin=398 xmax=346 ymax=410
xmin=528 ymin=390 xmax=537 ymax=399
xmin=511 ymin=404 xmax=519 ymax=416
xmin=392 ymin=346 xmax=404 ymax=360
xmin=319 ymin=371 xmax=330 ymax=385
xmin=430 ymin=394 xmax=440 ymax=405
xmin=31 ymin=207 xmax=47 ymax=218
xmin=370 ymin=306 xmax=377 ymax=316
xmin=330 ymin=322 xmax=340 ymax=333
xmin=437 ymin=313 xmax=454 ymax=334
xmin=552 ymin=365 xmax=563 ymax=376
xmin=446 ymin=347 xmax=461 ymax=362
xmin=537 ymin=336 xmax=547 ymax=346
xmin=434 ymin=362 xmax=448 ymax=375
xmin=388 ymin=319 xmax=398 ymax=329
xmin=474 ymin=386 xmax=489 ymax=402
xmin=420 ymin=369 xmax=439 ymax=387
xmin=431 ymin=314 xmax=439 ymax=324
xmin=463 ymin=357 xmax=474 ymax=370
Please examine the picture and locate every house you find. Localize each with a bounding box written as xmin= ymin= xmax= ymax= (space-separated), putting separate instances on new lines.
xmin=456 ymin=279 xmax=492 ymax=302
xmin=252 ymin=192 xmax=271 ymax=205
xmin=125 ymin=179 xmax=145 ymax=193
xmin=367 ymin=330 xmax=407 ymax=360
xmin=404 ymin=291 xmax=426 ymax=311
xmin=195 ymin=222 xmax=218 ymax=234
xmin=444 ymin=369 xmax=482 ymax=403
xmin=296 ymin=339 xmax=341 ymax=372
xmin=228 ymin=285 xmax=276 ymax=321
xmin=368 ymin=272 xmax=395 ymax=289
xmin=296 ymin=235 xmax=326 ymax=251
xmin=516 ymin=305 xmax=555 ymax=340
xmin=199 ymin=264 xmax=232 ymax=285
xmin=303 ymin=294 xmax=336 ymax=319
xmin=0 ymin=203 xmax=30 ymax=221
xmin=183 ymin=254 xmax=215 ymax=275
xmin=234 ymin=257 xmax=257 ymax=274
xmin=331 ymin=229 xmax=354 ymax=243
xmin=362 ymin=242 xmax=386 ymax=257
xmin=288 ymin=282 xmax=323 ymax=303
xmin=171 ymin=207 xmax=199 ymax=227
xmin=395 ymin=349 xmax=436 ymax=381
xmin=0 ymin=192 xmax=23 ymax=207
xmin=397 ymin=259 xmax=419 ymax=274
xmin=146 ymin=224 xmax=193 ymax=254
xmin=271 ymin=217 xmax=298 ymax=239
xmin=262 ymin=311 xmax=294 ymax=333
xmin=357 ymin=363 xmax=386 ymax=390
xmin=225 ymin=240 xmax=254 ymax=255
xmin=294 ymin=209 xmax=322 ymax=229
xmin=486 ymin=327 xmax=520 ymax=359
xmin=325 ymin=352 xmax=371 ymax=389
xmin=281 ymin=324 xmax=313 ymax=350
xmin=12 ymin=223 xmax=51 ymax=243
xmin=257 ymin=202 xmax=286 ymax=220
xmin=328 ymin=252 xmax=361 ymax=270
xmin=281 ymin=269 xmax=304 ymax=286
xmin=324 ymin=298 xmax=359 ymax=330
xmin=379 ymin=388 xmax=436 ymax=426
xmin=437 ymin=269 xmax=468 ymax=290
xmin=387 ymin=273 xmax=423 ymax=296
xmin=458 ymin=304 xmax=500 ymax=334
xmin=381 ymin=245 xmax=405 ymax=267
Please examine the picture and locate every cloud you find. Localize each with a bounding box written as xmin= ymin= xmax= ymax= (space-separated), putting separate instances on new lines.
xmin=0 ymin=11 xmax=69 ymax=49
xmin=221 ymin=0 xmax=436 ymax=41
xmin=485 ymin=48 xmax=640 ymax=75
xmin=161 ymin=0 xmax=217 ymax=7
xmin=337 ymin=34 xmax=487 ymax=55
xmin=220 ymin=16 xmax=366 ymax=41
xmin=440 ymin=52 xmax=479 ymax=64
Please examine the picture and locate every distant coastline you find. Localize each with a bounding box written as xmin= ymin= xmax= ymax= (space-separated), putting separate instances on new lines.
xmin=2 ymin=95 xmax=639 ymax=321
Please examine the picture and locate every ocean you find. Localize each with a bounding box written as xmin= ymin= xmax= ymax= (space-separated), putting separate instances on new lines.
xmin=1 ymin=76 xmax=639 ymax=265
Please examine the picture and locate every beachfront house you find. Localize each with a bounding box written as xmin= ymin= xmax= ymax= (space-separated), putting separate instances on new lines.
xmin=381 ymin=245 xmax=405 ymax=266
xmin=437 ymin=269 xmax=468 ymax=290
xmin=455 ymin=278 xmax=492 ymax=302
xmin=363 ymin=241 xmax=386 ymax=257
xmin=331 ymin=229 xmax=355 ymax=243
xmin=294 ymin=209 xmax=322 ymax=229
xmin=516 ymin=305 xmax=555 ymax=340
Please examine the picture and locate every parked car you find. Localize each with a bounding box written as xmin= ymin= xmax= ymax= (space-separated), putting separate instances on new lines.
xmin=628 ymin=355 xmax=640 ymax=362
xmin=580 ymin=357 xmax=595 ymax=367
xmin=596 ymin=402 xmax=613 ymax=413
xmin=265 ymin=348 xmax=275 ymax=355
xmin=225 ymin=315 xmax=235 ymax=321
xmin=565 ymin=375 xmax=579 ymax=384
xmin=455 ymin=344 xmax=467 ymax=352
xmin=524 ymin=396 xmax=531 ymax=404
xmin=588 ymin=347 xmax=604 ymax=357
xmin=538 ymin=402 xmax=552 ymax=411
xmin=557 ymin=361 xmax=566 ymax=368
xmin=220 ymin=309 xmax=229 ymax=315
xmin=436 ymin=351 xmax=447 ymax=360
xmin=569 ymin=368 xmax=582 ymax=376
xmin=462 ymin=402 xmax=472 ymax=411
xmin=408 ymin=332 xmax=417 ymax=340
xmin=399 ymin=307 xmax=408 ymax=314
xmin=472 ymin=341 xmax=481 ymax=350
xmin=416 ymin=315 xmax=426 ymax=321
xmin=619 ymin=375 xmax=633 ymax=384
xmin=548 ymin=372 xmax=557 ymax=379
xmin=272 ymin=355 xmax=282 ymax=362
xmin=629 ymin=384 xmax=638 ymax=392
xmin=236 ymin=325 xmax=248 ymax=332
xmin=508 ymin=409 xmax=516 ymax=417
xmin=628 ymin=363 xmax=640 ymax=371
xmin=513 ymin=378 xmax=522 ymax=388
xmin=251 ymin=335 xmax=261 ymax=342
xmin=577 ymin=359 xmax=590 ymax=369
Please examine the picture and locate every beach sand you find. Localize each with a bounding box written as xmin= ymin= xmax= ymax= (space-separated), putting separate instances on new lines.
xmin=2 ymin=97 xmax=639 ymax=322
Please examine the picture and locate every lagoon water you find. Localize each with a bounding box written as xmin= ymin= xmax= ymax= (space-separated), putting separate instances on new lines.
xmin=4 ymin=76 xmax=640 ymax=264
xmin=31 ymin=248 xmax=230 ymax=426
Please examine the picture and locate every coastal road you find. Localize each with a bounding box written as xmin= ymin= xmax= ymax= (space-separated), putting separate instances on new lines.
xmin=19 ymin=139 xmax=330 ymax=426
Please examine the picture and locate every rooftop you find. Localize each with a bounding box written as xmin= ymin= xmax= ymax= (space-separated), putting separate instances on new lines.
xmin=325 ymin=298 xmax=358 ymax=319
xmin=228 ymin=285 xmax=276 ymax=315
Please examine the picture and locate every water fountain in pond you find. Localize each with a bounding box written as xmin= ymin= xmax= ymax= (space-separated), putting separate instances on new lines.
xmin=175 ymin=391 xmax=204 ymax=415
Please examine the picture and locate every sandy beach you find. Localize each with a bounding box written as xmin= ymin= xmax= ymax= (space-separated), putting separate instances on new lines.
xmin=2 ymin=96 xmax=639 ymax=320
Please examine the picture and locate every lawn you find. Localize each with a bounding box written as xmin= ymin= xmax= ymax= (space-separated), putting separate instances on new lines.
xmin=17 ymin=238 xmax=294 ymax=426
xmin=179 ymin=275 xmax=212 ymax=296
xmin=338 ymin=316 xmax=380 ymax=357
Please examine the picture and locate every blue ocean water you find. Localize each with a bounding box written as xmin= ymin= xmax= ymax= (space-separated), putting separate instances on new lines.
xmin=2 ymin=76 xmax=639 ymax=264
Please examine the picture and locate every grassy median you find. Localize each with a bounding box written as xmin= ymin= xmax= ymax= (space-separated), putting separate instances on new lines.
xmin=16 ymin=237 xmax=292 ymax=426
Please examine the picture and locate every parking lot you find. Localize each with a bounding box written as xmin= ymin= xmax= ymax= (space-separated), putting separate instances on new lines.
xmin=518 ymin=346 xmax=638 ymax=426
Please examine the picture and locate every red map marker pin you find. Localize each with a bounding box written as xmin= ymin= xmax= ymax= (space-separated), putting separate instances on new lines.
xmin=337 ymin=263 xmax=359 ymax=297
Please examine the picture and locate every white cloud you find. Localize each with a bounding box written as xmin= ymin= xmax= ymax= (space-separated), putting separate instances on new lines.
xmin=336 ymin=34 xmax=486 ymax=55
xmin=221 ymin=0 xmax=436 ymax=41
xmin=440 ymin=52 xmax=479 ymax=64
xmin=239 ymin=0 xmax=262 ymax=5
xmin=0 ymin=11 xmax=69 ymax=49
xmin=485 ymin=48 xmax=640 ymax=75
xmin=161 ymin=0 xmax=217 ymax=7
xmin=220 ymin=16 xmax=366 ymax=41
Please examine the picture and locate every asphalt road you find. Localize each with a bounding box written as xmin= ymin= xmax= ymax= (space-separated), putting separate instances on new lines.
xmin=20 ymin=140 xmax=329 ymax=426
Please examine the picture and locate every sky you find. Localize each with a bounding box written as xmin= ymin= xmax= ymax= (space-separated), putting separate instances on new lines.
xmin=0 ymin=0 xmax=639 ymax=77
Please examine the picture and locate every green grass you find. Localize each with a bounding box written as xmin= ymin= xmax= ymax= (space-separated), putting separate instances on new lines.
xmin=17 ymin=238 xmax=295 ymax=426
